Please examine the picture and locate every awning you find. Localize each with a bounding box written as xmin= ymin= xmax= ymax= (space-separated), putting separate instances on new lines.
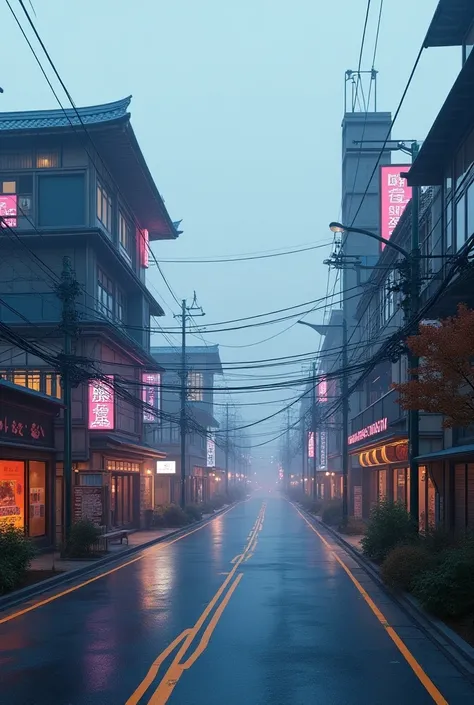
xmin=417 ymin=443 xmax=474 ymax=461
xmin=90 ymin=435 xmax=166 ymax=460
xmin=407 ymin=50 xmax=474 ymax=186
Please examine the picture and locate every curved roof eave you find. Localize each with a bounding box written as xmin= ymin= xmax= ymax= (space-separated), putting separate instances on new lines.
xmin=0 ymin=96 xmax=181 ymax=241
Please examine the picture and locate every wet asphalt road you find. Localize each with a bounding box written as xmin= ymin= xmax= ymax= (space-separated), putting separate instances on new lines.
xmin=1 ymin=495 xmax=474 ymax=704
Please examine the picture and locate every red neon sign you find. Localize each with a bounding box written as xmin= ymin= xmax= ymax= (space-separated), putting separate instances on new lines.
xmin=348 ymin=417 xmax=388 ymax=446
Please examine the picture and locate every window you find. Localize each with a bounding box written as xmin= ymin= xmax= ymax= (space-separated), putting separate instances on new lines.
xmin=467 ymin=182 xmax=474 ymax=242
xmin=29 ymin=461 xmax=46 ymax=537
xmin=36 ymin=151 xmax=59 ymax=169
xmin=118 ymin=211 xmax=133 ymax=260
xmin=97 ymin=268 xmax=114 ymax=319
xmin=117 ymin=288 xmax=126 ymax=323
xmin=381 ymin=269 xmax=396 ymax=326
xmin=97 ymin=179 xmax=112 ymax=233
xmin=456 ymin=195 xmax=466 ymax=249
xmin=38 ymin=174 xmax=85 ymax=227
xmin=187 ymin=372 xmax=203 ymax=401
xmin=0 ymin=153 xmax=33 ymax=170
xmin=464 ymin=23 xmax=474 ymax=62
xmin=0 ymin=369 xmax=61 ymax=397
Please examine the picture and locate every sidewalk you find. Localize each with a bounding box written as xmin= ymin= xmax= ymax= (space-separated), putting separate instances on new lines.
xmin=31 ymin=527 xmax=177 ymax=574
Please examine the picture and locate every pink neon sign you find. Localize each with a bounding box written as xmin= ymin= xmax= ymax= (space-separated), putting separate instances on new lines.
xmin=142 ymin=372 xmax=160 ymax=422
xmin=0 ymin=195 xmax=17 ymax=228
xmin=88 ymin=376 xmax=115 ymax=430
xmin=139 ymin=228 xmax=149 ymax=268
xmin=348 ymin=417 xmax=387 ymax=446
xmin=308 ymin=431 xmax=315 ymax=458
xmin=318 ymin=376 xmax=328 ymax=402
xmin=380 ymin=166 xmax=412 ymax=249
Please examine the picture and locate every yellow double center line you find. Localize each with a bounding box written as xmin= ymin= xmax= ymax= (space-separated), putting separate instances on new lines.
xmin=126 ymin=502 xmax=266 ymax=705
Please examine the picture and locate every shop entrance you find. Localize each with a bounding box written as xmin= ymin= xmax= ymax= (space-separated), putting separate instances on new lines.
xmin=110 ymin=474 xmax=139 ymax=527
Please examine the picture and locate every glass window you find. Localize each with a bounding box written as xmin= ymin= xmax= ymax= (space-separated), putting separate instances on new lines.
xmin=456 ymin=196 xmax=466 ymax=249
xmin=187 ymin=372 xmax=203 ymax=401
xmin=467 ymin=182 xmax=474 ymax=241
xmin=28 ymin=461 xmax=46 ymax=537
xmin=36 ymin=151 xmax=59 ymax=169
xmin=97 ymin=268 xmax=114 ymax=319
xmin=13 ymin=372 xmax=26 ymax=387
xmin=117 ymin=288 xmax=126 ymax=323
xmin=118 ymin=211 xmax=133 ymax=260
xmin=2 ymin=181 xmax=16 ymax=194
xmin=0 ymin=460 xmax=25 ymax=530
xmin=464 ymin=23 xmax=474 ymax=62
xmin=97 ymin=180 xmax=112 ymax=233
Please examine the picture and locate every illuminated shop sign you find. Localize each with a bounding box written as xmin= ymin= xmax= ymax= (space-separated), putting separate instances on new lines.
xmin=318 ymin=430 xmax=328 ymax=470
xmin=142 ymin=372 xmax=160 ymax=422
xmin=0 ymin=195 xmax=17 ymax=228
xmin=348 ymin=417 xmax=388 ymax=446
xmin=308 ymin=431 xmax=315 ymax=458
xmin=88 ymin=376 xmax=115 ymax=430
xmin=206 ymin=430 xmax=216 ymax=468
xmin=380 ymin=166 xmax=412 ymax=249
xmin=156 ymin=460 xmax=176 ymax=474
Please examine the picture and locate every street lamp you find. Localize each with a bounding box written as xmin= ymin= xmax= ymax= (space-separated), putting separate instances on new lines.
xmin=328 ymin=213 xmax=421 ymax=527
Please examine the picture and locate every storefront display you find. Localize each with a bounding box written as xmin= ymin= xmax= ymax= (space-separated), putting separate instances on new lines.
xmin=0 ymin=460 xmax=24 ymax=529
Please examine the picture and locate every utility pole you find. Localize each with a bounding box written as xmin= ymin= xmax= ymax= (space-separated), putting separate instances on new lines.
xmin=301 ymin=415 xmax=306 ymax=495
xmin=225 ymin=403 xmax=229 ymax=495
xmin=312 ymin=362 xmax=317 ymax=500
xmin=56 ymin=256 xmax=80 ymax=541
xmin=174 ymin=293 xmax=205 ymax=509
xmin=286 ymin=407 xmax=291 ymax=491
xmin=341 ymin=318 xmax=349 ymax=526
xmin=407 ymin=141 xmax=420 ymax=525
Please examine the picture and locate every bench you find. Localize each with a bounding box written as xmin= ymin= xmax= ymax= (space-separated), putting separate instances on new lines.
xmin=99 ymin=529 xmax=133 ymax=551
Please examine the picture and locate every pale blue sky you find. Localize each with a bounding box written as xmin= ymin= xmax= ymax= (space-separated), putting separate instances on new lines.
xmin=1 ymin=1 xmax=459 ymax=460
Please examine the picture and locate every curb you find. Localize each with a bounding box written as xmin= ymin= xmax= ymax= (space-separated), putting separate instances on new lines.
xmin=0 ymin=504 xmax=233 ymax=613
xmin=298 ymin=506 xmax=474 ymax=680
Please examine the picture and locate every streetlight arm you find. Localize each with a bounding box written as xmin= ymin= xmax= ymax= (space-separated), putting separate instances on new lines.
xmin=329 ymin=221 xmax=409 ymax=260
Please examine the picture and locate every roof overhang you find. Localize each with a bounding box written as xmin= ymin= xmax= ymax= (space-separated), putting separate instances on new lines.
xmin=417 ymin=443 xmax=474 ymax=461
xmin=89 ymin=434 xmax=166 ymax=460
xmin=0 ymin=97 xmax=181 ymax=242
xmin=423 ymin=0 xmax=474 ymax=48
xmin=407 ymin=50 xmax=474 ymax=186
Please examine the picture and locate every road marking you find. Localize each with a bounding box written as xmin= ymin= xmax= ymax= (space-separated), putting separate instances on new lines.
xmin=292 ymin=504 xmax=449 ymax=705
xmin=147 ymin=574 xmax=244 ymax=704
xmin=0 ymin=503 xmax=239 ymax=627
xmin=126 ymin=502 xmax=266 ymax=704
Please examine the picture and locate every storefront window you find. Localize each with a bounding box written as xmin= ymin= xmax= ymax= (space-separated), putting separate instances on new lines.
xmin=0 ymin=460 xmax=25 ymax=530
xmin=378 ymin=469 xmax=387 ymax=501
xmin=28 ymin=461 xmax=46 ymax=537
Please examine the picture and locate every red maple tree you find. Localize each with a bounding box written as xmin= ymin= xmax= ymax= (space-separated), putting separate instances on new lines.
xmin=393 ymin=304 xmax=474 ymax=428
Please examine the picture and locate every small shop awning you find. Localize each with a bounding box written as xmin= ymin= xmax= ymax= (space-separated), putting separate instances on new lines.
xmin=417 ymin=443 xmax=474 ymax=461
xmin=90 ymin=434 xmax=166 ymax=460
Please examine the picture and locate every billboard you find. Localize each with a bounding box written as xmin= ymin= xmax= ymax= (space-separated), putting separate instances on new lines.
xmin=318 ymin=430 xmax=328 ymax=471
xmin=142 ymin=372 xmax=160 ymax=422
xmin=380 ymin=166 xmax=412 ymax=249
xmin=0 ymin=195 xmax=17 ymax=228
xmin=206 ymin=430 xmax=216 ymax=468
xmin=318 ymin=376 xmax=328 ymax=402
xmin=308 ymin=431 xmax=315 ymax=459
xmin=88 ymin=376 xmax=115 ymax=430
xmin=139 ymin=228 xmax=149 ymax=268
xmin=156 ymin=460 xmax=176 ymax=474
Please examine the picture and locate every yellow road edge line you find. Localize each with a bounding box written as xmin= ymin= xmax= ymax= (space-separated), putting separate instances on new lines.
xmin=127 ymin=502 xmax=265 ymax=703
xmin=0 ymin=503 xmax=239 ymax=627
xmin=292 ymin=503 xmax=449 ymax=705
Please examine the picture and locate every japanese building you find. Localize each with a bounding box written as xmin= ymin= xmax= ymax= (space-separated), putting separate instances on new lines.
xmin=144 ymin=346 xmax=223 ymax=506
xmin=0 ymin=380 xmax=61 ymax=547
xmin=0 ymin=97 xmax=179 ymax=534
xmin=405 ymin=0 xmax=474 ymax=531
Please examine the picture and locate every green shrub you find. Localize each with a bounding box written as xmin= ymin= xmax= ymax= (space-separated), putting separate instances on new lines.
xmin=65 ymin=520 xmax=101 ymax=558
xmin=413 ymin=543 xmax=474 ymax=617
xmin=185 ymin=504 xmax=203 ymax=522
xmin=162 ymin=504 xmax=191 ymax=527
xmin=0 ymin=523 xmax=36 ymax=594
xmin=361 ymin=500 xmax=417 ymax=563
xmin=381 ymin=545 xmax=435 ymax=592
xmin=419 ymin=526 xmax=461 ymax=555
xmin=321 ymin=499 xmax=343 ymax=526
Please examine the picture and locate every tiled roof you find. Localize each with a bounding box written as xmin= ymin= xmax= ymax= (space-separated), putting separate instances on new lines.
xmin=0 ymin=96 xmax=131 ymax=132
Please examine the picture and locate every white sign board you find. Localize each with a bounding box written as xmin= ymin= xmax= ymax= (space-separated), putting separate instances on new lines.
xmin=156 ymin=460 xmax=176 ymax=475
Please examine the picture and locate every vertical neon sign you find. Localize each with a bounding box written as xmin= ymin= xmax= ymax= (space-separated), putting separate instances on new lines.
xmin=88 ymin=376 xmax=115 ymax=430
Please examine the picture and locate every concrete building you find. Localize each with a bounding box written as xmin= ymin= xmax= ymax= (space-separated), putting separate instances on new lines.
xmin=145 ymin=345 xmax=223 ymax=505
xmin=0 ymin=97 xmax=179 ymax=534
